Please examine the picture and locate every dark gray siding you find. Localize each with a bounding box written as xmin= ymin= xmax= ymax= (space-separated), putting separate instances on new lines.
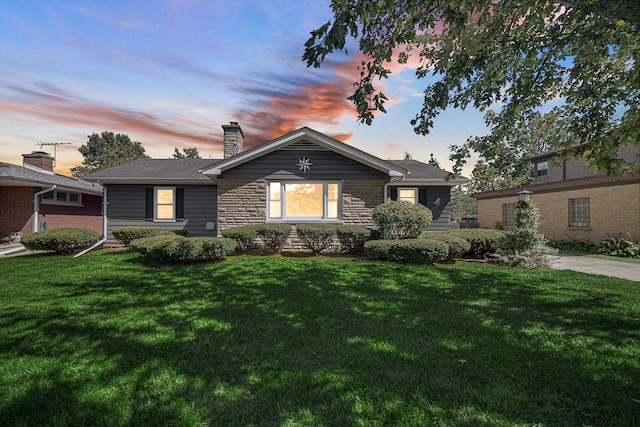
xmin=391 ymin=186 xmax=452 ymax=231
xmin=105 ymin=184 xmax=217 ymax=242
xmin=220 ymin=149 xmax=389 ymax=180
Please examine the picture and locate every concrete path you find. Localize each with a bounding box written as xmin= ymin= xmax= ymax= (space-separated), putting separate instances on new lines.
xmin=548 ymin=254 xmax=640 ymax=282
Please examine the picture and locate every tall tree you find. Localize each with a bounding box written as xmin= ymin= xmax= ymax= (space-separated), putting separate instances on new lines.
xmin=172 ymin=147 xmax=201 ymax=159
xmin=71 ymin=132 xmax=148 ymax=177
xmin=303 ymin=0 xmax=640 ymax=174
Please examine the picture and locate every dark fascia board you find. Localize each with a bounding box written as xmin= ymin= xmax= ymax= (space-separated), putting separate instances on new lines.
xmin=201 ymin=127 xmax=407 ymax=178
xmin=390 ymin=178 xmax=469 ymax=186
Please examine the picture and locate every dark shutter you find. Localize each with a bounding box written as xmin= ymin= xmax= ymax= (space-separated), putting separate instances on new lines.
xmin=145 ymin=188 xmax=153 ymax=220
xmin=419 ymin=189 xmax=427 ymax=206
xmin=390 ymin=187 xmax=398 ymax=201
xmin=176 ymin=188 xmax=184 ymax=219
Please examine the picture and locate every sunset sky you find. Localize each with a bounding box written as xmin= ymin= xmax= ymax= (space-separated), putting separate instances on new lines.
xmin=0 ymin=0 xmax=488 ymax=175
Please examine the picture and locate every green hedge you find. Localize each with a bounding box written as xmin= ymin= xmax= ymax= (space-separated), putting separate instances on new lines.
xmin=372 ymin=201 xmax=433 ymax=239
xmin=112 ymin=226 xmax=162 ymax=245
xmin=253 ymin=224 xmax=291 ymax=253
xmin=422 ymin=233 xmax=472 ymax=259
xmin=296 ymin=224 xmax=338 ymax=254
xmin=437 ymin=229 xmax=508 ymax=257
xmin=21 ymin=227 xmax=101 ymax=254
xmin=221 ymin=225 xmax=258 ymax=254
xmin=336 ymin=225 xmax=372 ymax=254
xmin=364 ymin=239 xmax=449 ymax=264
xmin=129 ymin=233 xmax=236 ymax=263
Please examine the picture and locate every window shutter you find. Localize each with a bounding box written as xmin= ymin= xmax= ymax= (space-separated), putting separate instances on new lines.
xmin=390 ymin=187 xmax=398 ymax=201
xmin=145 ymin=188 xmax=153 ymax=219
xmin=176 ymin=188 xmax=184 ymax=219
xmin=419 ymin=189 xmax=427 ymax=206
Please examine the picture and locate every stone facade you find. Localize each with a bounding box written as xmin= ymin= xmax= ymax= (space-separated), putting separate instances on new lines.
xmin=341 ymin=179 xmax=386 ymax=228
xmin=477 ymin=182 xmax=640 ymax=242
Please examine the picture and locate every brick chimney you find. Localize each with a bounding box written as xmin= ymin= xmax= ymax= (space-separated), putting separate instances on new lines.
xmin=222 ymin=121 xmax=244 ymax=159
xmin=23 ymin=151 xmax=54 ymax=172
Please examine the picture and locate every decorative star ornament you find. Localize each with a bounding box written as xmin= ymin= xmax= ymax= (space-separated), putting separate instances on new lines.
xmin=297 ymin=156 xmax=313 ymax=173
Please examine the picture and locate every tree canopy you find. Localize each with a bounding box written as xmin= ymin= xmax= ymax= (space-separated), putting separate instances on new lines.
xmin=71 ymin=132 xmax=148 ymax=177
xmin=304 ymin=0 xmax=640 ymax=175
xmin=172 ymin=147 xmax=201 ymax=159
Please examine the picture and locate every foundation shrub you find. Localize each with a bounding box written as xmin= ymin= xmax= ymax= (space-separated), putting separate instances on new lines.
xmin=336 ymin=225 xmax=372 ymax=253
xmin=129 ymin=233 xmax=235 ymax=263
xmin=598 ymin=234 xmax=640 ymax=258
xmin=364 ymin=239 xmax=448 ymax=264
xmin=438 ymin=229 xmax=508 ymax=257
xmin=372 ymin=201 xmax=433 ymax=240
xmin=548 ymin=239 xmax=598 ymax=254
xmin=296 ymin=224 xmax=338 ymax=254
xmin=253 ymin=224 xmax=291 ymax=253
xmin=21 ymin=227 xmax=101 ymax=254
xmin=112 ymin=226 xmax=162 ymax=245
xmin=422 ymin=233 xmax=471 ymax=259
xmin=221 ymin=225 xmax=258 ymax=254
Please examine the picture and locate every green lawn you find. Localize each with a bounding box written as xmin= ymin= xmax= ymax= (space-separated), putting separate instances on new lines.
xmin=1 ymin=253 xmax=639 ymax=426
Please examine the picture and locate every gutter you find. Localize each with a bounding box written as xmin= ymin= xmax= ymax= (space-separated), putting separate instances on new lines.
xmin=33 ymin=185 xmax=56 ymax=232
xmin=74 ymin=182 xmax=108 ymax=258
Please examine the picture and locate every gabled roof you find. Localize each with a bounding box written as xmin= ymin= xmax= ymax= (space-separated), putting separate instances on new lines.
xmin=388 ymin=160 xmax=469 ymax=186
xmin=0 ymin=162 xmax=103 ymax=194
xmin=83 ymin=158 xmax=220 ymax=184
xmin=201 ymin=127 xmax=406 ymax=178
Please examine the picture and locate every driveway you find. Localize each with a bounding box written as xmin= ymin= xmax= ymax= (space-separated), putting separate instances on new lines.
xmin=548 ymin=254 xmax=640 ymax=282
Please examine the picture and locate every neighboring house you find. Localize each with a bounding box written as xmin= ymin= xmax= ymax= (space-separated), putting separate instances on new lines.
xmin=474 ymin=145 xmax=640 ymax=242
xmin=0 ymin=151 xmax=103 ymax=240
xmin=84 ymin=123 xmax=468 ymax=247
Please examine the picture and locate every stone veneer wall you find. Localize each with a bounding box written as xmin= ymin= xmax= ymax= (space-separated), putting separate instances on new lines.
xmin=217 ymin=178 xmax=387 ymax=250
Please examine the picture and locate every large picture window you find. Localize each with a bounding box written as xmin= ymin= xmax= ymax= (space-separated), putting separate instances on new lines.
xmin=155 ymin=187 xmax=175 ymax=221
xmin=268 ymin=181 xmax=340 ymax=221
xmin=569 ymin=197 xmax=590 ymax=228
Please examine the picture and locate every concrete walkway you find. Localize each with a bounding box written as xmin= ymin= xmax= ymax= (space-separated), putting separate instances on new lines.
xmin=548 ymin=254 xmax=640 ymax=282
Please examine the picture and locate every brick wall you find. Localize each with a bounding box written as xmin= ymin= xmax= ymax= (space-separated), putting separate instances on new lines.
xmin=477 ymin=182 xmax=640 ymax=241
xmin=0 ymin=187 xmax=35 ymax=237
xmin=216 ymin=178 xmax=386 ymax=249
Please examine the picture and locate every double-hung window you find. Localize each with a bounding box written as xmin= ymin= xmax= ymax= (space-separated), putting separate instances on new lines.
xmin=569 ymin=197 xmax=590 ymax=228
xmin=397 ymin=188 xmax=418 ymax=204
xmin=535 ymin=161 xmax=548 ymax=178
xmin=155 ymin=187 xmax=175 ymax=221
xmin=268 ymin=181 xmax=340 ymax=221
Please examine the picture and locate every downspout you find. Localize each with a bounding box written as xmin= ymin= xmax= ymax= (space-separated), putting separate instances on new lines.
xmin=384 ymin=176 xmax=405 ymax=202
xmin=74 ymin=184 xmax=107 ymax=258
xmin=34 ymin=185 xmax=56 ymax=232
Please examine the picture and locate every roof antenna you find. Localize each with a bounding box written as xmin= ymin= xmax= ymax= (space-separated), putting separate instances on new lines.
xmin=36 ymin=142 xmax=71 ymax=168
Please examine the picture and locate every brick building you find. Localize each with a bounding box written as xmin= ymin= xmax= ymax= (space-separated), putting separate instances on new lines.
xmin=0 ymin=152 xmax=103 ymax=239
xmin=474 ymin=145 xmax=640 ymax=242
xmin=84 ymin=124 xmax=467 ymax=248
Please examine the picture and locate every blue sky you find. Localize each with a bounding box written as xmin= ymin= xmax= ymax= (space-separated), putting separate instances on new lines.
xmin=0 ymin=0 xmax=487 ymax=174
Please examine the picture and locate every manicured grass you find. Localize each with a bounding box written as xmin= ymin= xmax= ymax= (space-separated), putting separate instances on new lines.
xmin=1 ymin=253 xmax=639 ymax=426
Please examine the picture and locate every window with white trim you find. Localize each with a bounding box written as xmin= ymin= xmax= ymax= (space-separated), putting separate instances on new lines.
xmin=397 ymin=188 xmax=418 ymax=204
xmin=569 ymin=197 xmax=590 ymax=228
xmin=535 ymin=160 xmax=548 ymax=178
xmin=41 ymin=190 xmax=82 ymax=206
xmin=155 ymin=187 xmax=175 ymax=221
xmin=268 ymin=181 xmax=340 ymax=220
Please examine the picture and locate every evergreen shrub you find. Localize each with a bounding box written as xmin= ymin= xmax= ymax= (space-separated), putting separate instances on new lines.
xmin=253 ymin=224 xmax=291 ymax=253
xmin=364 ymin=239 xmax=448 ymax=264
xmin=112 ymin=226 xmax=162 ymax=245
xmin=372 ymin=201 xmax=432 ymax=239
xmin=21 ymin=227 xmax=101 ymax=254
xmin=221 ymin=225 xmax=258 ymax=253
xmin=296 ymin=224 xmax=338 ymax=254
xmin=336 ymin=225 xmax=372 ymax=253
xmin=422 ymin=233 xmax=471 ymax=259
xmin=130 ymin=233 xmax=235 ymax=263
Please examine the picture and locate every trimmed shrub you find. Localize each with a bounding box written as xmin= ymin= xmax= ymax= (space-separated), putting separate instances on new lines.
xmin=422 ymin=233 xmax=471 ymax=259
xmin=172 ymin=230 xmax=188 ymax=237
xmin=548 ymin=239 xmax=598 ymax=254
xmin=21 ymin=227 xmax=101 ymax=254
xmin=336 ymin=225 xmax=372 ymax=254
xmin=112 ymin=226 xmax=162 ymax=245
xmin=438 ymin=229 xmax=508 ymax=257
xmin=221 ymin=225 xmax=258 ymax=254
xmin=364 ymin=239 xmax=448 ymax=264
xmin=296 ymin=224 xmax=338 ymax=254
xmin=253 ymin=224 xmax=291 ymax=253
xmin=372 ymin=201 xmax=433 ymax=240
xmin=130 ymin=233 xmax=235 ymax=263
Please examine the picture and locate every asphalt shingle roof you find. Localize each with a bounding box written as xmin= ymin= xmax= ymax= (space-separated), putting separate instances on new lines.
xmin=388 ymin=159 xmax=452 ymax=180
xmin=83 ymin=158 xmax=221 ymax=181
xmin=0 ymin=162 xmax=103 ymax=193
